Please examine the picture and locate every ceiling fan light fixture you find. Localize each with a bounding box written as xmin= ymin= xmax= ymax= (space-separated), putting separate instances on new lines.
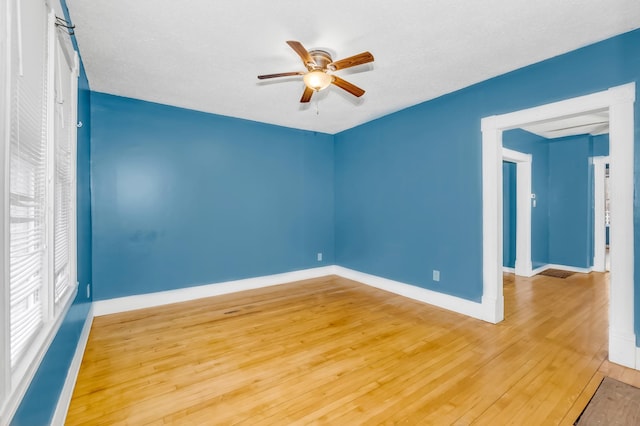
xmin=258 ymin=41 xmax=373 ymax=103
xmin=303 ymin=70 xmax=333 ymax=92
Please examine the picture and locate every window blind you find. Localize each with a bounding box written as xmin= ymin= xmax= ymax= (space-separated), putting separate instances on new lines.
xmin=53 ymin=35 xmax=74 ymax=306
xmin=2 ymin=1 xmax=79 ymax=420
xmin=8 ymin=0 xmax=49 ymax=368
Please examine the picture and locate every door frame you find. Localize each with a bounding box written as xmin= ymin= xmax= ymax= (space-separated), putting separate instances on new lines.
xmin=480 ymin=83 xmax=636 ymax=368
xmin=502 ymin=148 xmax=533 ymax=277
xmin=592 ymin=156 xmax=610 ymax=273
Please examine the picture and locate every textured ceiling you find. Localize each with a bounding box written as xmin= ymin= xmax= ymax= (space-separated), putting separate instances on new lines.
xmin=66 ymin=0 xmax=640 ymax=134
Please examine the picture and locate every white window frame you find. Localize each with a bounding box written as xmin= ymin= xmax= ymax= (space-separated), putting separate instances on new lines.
xmin=1 ymin=0 xmax=9 ymax=416
xmin=1 ymin=0 xmax=79 ymax=423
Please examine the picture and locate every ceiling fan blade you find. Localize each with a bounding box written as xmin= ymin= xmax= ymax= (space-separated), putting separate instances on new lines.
xmin=287 ymin=40 xmax=316 ymax=68
xmin=300 ymin=86 xmax=314 ymax=103
xmin=332 ymin=76 xmax=365 ymax=97
xmin=329 ymin=51 xmax=374 ymax=71
xmin=258 ymin=71 xmax=305 ymax=80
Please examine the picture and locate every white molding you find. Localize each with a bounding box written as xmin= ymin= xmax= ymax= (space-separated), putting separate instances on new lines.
xmin=529 ymin=263 xmax=593 ymax=276
xmin=531 ymin=264 xmax=549 ymax=276
xmin=333 ymin=266 xmax=488 ymax=322
xmin=610 ymin=331 xmax=637 ymax=368
xmin=592 ymin=156 xmax=609 ymax=272
xmin=51 ymin=304 xmax=93 ymax=426
xmin=94 ymin=265 xmax=493 ymax=322
xmin=541 ymin=264 xmax=593 ymax=274
xmin=608 ymin=85 xmax=636 ymax=368
xmin=503 ymin=267 xmax=515 ymax=273
xmin=0 ymin=0 xmax=9 ymax=414
xmin=93 ymin=266 xmax=337 ymax=316
xmin=489 ymin=86 xmax=631 ymax=130
xmin=502 ymin=148 xmax=533 ymax=277
xmin=482 ymin=82 xmax=636 ymax=368
xmin=481 ymin=122 xmax=504 ymax=323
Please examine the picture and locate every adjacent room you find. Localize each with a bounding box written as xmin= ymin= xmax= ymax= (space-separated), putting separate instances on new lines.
xmin=2 ymin=0 xmax=640 ymax=424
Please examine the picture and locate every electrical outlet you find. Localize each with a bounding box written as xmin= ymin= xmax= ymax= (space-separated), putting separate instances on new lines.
xmin=317 ymin=252 xmax=323 ymax=262
xmin=433 ymin=270 xmax=440 ymax=282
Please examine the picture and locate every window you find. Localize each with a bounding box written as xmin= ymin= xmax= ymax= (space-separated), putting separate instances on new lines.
xmin=1 ymin=0 xmax=78 ymax=421
xmin=52 ymin=22 xmax=77 ymax=309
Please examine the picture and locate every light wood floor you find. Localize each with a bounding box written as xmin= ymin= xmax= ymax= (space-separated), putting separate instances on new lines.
xmin=66 ymin=272 xmax=640 ymax=425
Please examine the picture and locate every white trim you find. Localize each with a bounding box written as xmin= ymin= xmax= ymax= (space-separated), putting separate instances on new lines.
xmin=538 ymin=264 xmax=593 ymax=274
xmin=635 ymin=346 xmax=640 ymax=370
xmin=334 ymin=266 xmax=487 ymax=321
xmin=502 ymin=148 xmax=533 ymax=277
xmin=502 ymin=148 xmax=530 ymax=163
xmin=0 ymin=0 xmax=10 ymax=411
xmin=93 ymin=265 xmax=491 ymax=322
xmin=608 ymin=85 xmax=636 ymax=368
xmin=481 ymin=83 xmax=636 ymax=367
xmin=592 ymin=156 xmax=609 ymax=272
xmin=481 ymin=117 xmax=505 ymax=324
xmin=503 ymin=267 xmax=515 ymax=273
xmin=44 ymin=6 xmax=56 ymax=323
xmin=531 ymin=264 xmax=549 ymax=276
xmin=51 ymin=304 xmax=93 ymax=426
xmin=93 ymin=266 xmax=337 ymax=316
xmin=529 ymin=263 xmax=594 ymax=276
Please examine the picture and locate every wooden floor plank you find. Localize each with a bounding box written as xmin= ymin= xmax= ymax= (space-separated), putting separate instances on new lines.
xmin=67 ymin=271 xmax=628 ymax=425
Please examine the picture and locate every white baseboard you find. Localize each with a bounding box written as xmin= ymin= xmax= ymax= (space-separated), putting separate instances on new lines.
xmin=51 ymin=304 xmax=94 ymax=426
xmin=93 ymin=266 xmax=337 ymax=316
xmin=333 ymin=266 xmax=487 ymax=321
xmin=608 ymin=329 xmax=637 ymax=369
xmin=535 ymin=263 xmax=593 ymax=275
xmin=502 ymin=267 xmax=515 ymax=273
xmin=531 ymin=265 xmax=549 ymax=276
xmin=94 ymin=265 xmax=490 ymax=322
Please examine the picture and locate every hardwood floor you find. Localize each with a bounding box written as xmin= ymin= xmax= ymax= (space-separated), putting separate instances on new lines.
xmin=66 ymin=272 xmax=634 ymax=424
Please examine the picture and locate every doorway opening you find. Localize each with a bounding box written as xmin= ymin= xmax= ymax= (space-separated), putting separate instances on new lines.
xmin=481 ymin=83 xmax=635 ymax=368
xmin=502 ymin=148 xmax=532 ymax=277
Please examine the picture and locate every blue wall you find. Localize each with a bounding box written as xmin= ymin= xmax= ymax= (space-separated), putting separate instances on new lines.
xmin=335 ymin=29 xmax=640 ymax=304
xmin=334 ymin=99 xmax=484 ymax=300
xmin=11 ymin=67 xmax=93 ymax=425
xmin=502 ymin=161 xmax=516 ymax=268
xmin=592 ymin=134 xmax=610 ymax=157
xmin=547 ymin=135 xmax=593 ymax=268
xmin=90 ymin=93 xmax=335 ymax=301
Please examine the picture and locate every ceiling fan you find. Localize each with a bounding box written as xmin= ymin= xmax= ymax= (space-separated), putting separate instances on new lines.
xmin=258 ymin=41 xmax=374 ymax=103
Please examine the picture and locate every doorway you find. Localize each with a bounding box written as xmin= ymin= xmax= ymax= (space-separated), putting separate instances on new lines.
xmin=480 ymin=83 xmax=636 ymax=368
xmin=502 ymin=148 xmax=533 ymax=277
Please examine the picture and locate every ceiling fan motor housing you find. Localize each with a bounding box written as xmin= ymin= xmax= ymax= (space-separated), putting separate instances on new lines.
xmin=307 ymin=50 xmax=334 ymax=71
